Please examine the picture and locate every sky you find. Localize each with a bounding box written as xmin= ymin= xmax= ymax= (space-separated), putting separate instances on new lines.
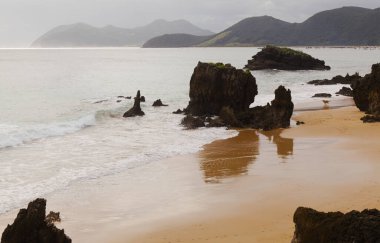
xmin=0 ymin=0 xmax=379 ymax=47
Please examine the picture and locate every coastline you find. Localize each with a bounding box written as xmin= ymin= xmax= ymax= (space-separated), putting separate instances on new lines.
xmin=118 ymin=106 xmax=380 ymax=243
xmin=1 ymin=105 xmax=380 ymax=242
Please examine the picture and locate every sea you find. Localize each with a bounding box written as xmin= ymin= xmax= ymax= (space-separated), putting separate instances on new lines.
xmin=0 ymin=47 xmax=379 ymax=215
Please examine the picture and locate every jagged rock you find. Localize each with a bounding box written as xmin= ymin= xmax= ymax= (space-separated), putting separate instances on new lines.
xmin=126 ymin=96 xmax=132 ymax=99
xmin=123 ymin=90 xmax=145 ymax=118
xmin=361 ymin=115 xmax=380 ymax=123
xmin=45 ymin=211 xmax=61 ymax=226
xmin=206 ymin=117 xmax=225 ymax=128
xmin=296 ymin=121 xmax=305 ymax=125
xmin=308 ymin=73 xmax=361 ymax=85
xmin=245 ymin=45 xmax=331 ymax=71
xmin=173 ymin=109 xmax=185 ymax=114
xmin=1 ymin=198 xmax=71 ymax=243
xmin=237 ymin=86 xmax=294 ymax=130
xmin=336 ymin=87 xmax=353 ymax=97
xmin=292 ymin=207 xmax=380 ymax=243
xmin=352 ymin=63 xmax=380 ymax=114
xmin=140 ymin=96 xmax=146 ymax=102
xmin=185 ymin=62 xmax=257 ymax=116
xmin=219 ymin=106 xmax=241 ymax=127
xmin=312 ymin=93 xmax=332 ymax=98
xmin=181 ymin=115 xmax=205 ymax=129
xmin=152 ymin=99 xmax=168 ymax=107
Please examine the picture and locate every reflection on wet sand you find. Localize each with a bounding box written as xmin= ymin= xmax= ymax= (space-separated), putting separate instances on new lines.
xmin=199 ymin=129 xmax=293 ymax=183
xmin=261 ymin=129 xmax=294 ymax=158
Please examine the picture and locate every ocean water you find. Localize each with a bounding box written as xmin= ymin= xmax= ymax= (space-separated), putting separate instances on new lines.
xmin=0 ymin=47 xmax=379 ymax=214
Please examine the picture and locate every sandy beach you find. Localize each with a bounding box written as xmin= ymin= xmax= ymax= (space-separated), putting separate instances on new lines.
xmin=116 ymin=106 xmax=380 ymax=243
xmin=1 ymin=106 xmax=380 ymax=243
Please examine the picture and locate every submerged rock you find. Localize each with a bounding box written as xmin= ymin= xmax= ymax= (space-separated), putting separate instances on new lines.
xmin=1 ymin=198 xmax=71 ymax=243
xmin=181 ymin=115 xmax=205 ymax=129
xmin=292 ymin=207 xmax=380 ymax=243
xmin=352 ymin=63 xmax=380 ymax=114
xmin=336 ymin=87 xmax=353 ymax=97
xmin=140 ymin=96 xmax=146 ymax=102
xmin=245 ymin=45 xmax=331 ymax=71
xmin=186 ymin=62 xmax=258 ymax=116
xmin=173 ymin=109 xmax=185 ymax=114
xmin=308 ymin=73 xmax=361 ymax=85
xmin=123 ymin=90 xmax=145 ymax=118
xmin=312 ymin=93 xmax=332 ymax=98
xmin=152 ymin=99 xmax=168 ymax=107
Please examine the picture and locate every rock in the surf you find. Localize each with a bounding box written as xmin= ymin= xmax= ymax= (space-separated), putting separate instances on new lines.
xmin=312 ymin=93 xmax=332 ymax=98
xmin=292 ymin=207 xmax=380 ymax=243
xmin=237 ymin=86 xmax=294 ymax=130
xmin=123 ymin=90 xmax=145 ymax=117
xmin=308 ymin=73 xmax=361 ymax=85
xmin=1 ymin=198 xmax=71 ymax=243
xmin=336 ymin=87 xmax=353 ymax=97
xmin=185 ymin=62 xmax=258 ymax=116
xmin=352 ymin=63 xmax=380 ymax=114
xmin=181 ymin=115 xmax=205 ymax=129
xmin=245 ymin=45 xmax=331 ymax=71
xmin=152 ymin=99 xmax=168 ymax=107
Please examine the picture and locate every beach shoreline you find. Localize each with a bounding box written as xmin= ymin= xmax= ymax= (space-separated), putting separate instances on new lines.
xmin=1 ymin=106 xmax=380 ymax=243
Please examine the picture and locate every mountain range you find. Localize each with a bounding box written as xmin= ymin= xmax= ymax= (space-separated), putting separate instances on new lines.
xmin=31 ymin=19 xmax=214 ymax=47
xmin=143 ymin=7 xmax=380 ymax=47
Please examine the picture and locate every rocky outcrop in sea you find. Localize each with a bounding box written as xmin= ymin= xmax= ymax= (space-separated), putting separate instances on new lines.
xmin=307 ymin=73 xmax=361 ymax=85
xmin=123 ymin=90 xmax=145 ymax=118
xmin=245 ymin=46 xmax=331 ymax=71
xmin=182 ymin=62 xmax=294 ymax=130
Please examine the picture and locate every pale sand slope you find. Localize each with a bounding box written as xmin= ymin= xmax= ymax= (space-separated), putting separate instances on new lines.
xmin=124 ymin=106 xmax=380 ymax=243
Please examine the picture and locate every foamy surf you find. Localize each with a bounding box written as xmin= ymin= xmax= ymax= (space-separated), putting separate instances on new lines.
xmin=0 ymin=114 xmax=96 ymax=149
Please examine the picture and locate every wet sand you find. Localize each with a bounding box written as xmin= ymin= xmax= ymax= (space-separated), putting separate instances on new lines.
xmin=1 ymin=106 xmax=380 ymax=243
xmin=123 ymin=106 xmax=380 ymax=243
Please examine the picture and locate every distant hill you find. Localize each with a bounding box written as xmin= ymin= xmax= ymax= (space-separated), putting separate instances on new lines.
xmin=143 ymin=34 xmax=212 ymax=48
xmin=143 ymin=7 xmax=380 ymax=48
xmin=31 ymin=19 xmax=214 ymax=47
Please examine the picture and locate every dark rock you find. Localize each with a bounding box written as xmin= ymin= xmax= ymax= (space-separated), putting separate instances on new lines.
xmin=336 ymin=87 xmax=353 ymax=97
xmin=296 ymin=121 xmax=305 ymax=125
xmin=352 ymin=63 xmax=380 ymax=114
xmin=123 ymin=90 xmax=145 ymax=118
xmin=1 ymin=198 xmax=71 ymax=243
xmin=126 ymin=96 xmax=132 ymax=99
xmin=361 ymin=115 xmax=380 ymax=123
xmin=206 ymin=117 xmax=225 ymax=128
xmin=140 ymin=96 xmax=146 ymax=102
xmin=185 ymin=62 xmax=258 ymax=116
xmin=245 ymin=45 xmax=331 ymax=71
xmin=173 ymin=109 xmax=185 ymax=114
xmin=237 ymin=86 xmax=294 ymax=130
xmin=219 ymin=106 xmax=241 ymax=127
xmin=45 ymin=211 xmax=61 ymax=226
xmin=312 ymin=93 xmax=332 ymax=98
xmin=93 ymin=99 xmax=108 ymax=104
xmin=292 ymin=207 xmax=380 ymax=243
xmin=117 ymin=100 xmax=122 ymax=103
xmin=308 ymin=73 xmax=361 ymax=85
xmin=181 ymin=115 xmax=205 ymax=129
xmin=117 ymin=96 xmax=125 ymax=98
xmin=152 ymin=99 xmax=168 ymax=107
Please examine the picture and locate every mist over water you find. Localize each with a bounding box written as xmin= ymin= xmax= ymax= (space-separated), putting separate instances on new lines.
xmin=0 ymin=47 xmax=379 ymax=214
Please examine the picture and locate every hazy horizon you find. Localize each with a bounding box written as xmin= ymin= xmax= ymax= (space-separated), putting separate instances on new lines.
xmin=0 ymin=0 xmax=379 ymax=47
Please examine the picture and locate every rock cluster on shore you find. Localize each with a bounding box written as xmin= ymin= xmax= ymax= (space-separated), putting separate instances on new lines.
xmin=123 ymin=90 xmax=145 ymax=118
xmin=352 ymin=64 xmax=380 ymax=115
xmin=245 ymin=45 xmax=331 ymax=71
xmin=181 ymin=62 xmax=294 ymax=130
xmin=292 ymin=207 xmax=380 ymax=243
xmin=307 ymin=73 xmax=361 ymax=85
xmin=1 ymin=198 xmax=71 ymax=243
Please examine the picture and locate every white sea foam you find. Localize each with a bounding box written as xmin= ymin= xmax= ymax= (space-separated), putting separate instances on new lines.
xmin=0 ymin=114 xmax=96 ymax=149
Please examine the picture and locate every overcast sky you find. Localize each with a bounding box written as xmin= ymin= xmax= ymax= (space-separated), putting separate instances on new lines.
xmin=0 ymin=0 xmax=379 ymax=47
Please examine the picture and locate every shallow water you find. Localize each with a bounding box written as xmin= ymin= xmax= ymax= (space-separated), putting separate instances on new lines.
xmin=0 ymin=47 xmax=379 ymax=214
